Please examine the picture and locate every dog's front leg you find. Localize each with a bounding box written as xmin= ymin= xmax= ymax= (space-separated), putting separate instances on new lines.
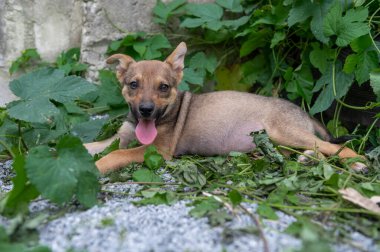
xmin=95 ymin=146 xmax=147 ymax=174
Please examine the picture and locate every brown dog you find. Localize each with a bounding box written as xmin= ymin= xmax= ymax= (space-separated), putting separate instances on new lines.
xmin=84 ymin=42 xmax=366 ymax=174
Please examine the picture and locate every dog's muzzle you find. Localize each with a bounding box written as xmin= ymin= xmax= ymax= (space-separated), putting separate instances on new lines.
xmin=139 ymin=101 xmax=155 ymax=118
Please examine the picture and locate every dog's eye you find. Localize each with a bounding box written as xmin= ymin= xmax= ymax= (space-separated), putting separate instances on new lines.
xmin=159 ymin=84 xmax=169 ymax=92
xmin=129 ymin=81 xmax=138 ymax=89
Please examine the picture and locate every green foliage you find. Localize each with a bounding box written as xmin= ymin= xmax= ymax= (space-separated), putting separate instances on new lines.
xmin=55 ymin=48 xmax=88 ymax=76
xmin=9 ymin=49 xmax=41 ymax=75
xmin=25 ymin=135 xmax=99 ymax=207
xmin=7 ymin=68 xmax=96 ymax=124
xmin=145 ymin=0 xmax=380 ymax=121
xmin=144 ymin=146 xmax=165 ymax=170
xmin=9 ymin=47 xmax=88 ymax=77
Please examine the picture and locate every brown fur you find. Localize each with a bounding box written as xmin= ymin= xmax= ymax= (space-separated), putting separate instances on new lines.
xmin=85 ymin=42 xmax=367 ymax=174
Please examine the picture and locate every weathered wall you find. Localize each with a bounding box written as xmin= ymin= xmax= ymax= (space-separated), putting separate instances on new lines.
xmin=0 ymin=0 xmax=211 ymax=106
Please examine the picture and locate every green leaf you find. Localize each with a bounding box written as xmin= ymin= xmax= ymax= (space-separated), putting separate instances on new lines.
xmin=309 ymin=43 xmax=335 ymax=74
xmin=354 ymin=50 xmax=379 ymax=85
xmin=71 ymin=118 xmax=108 ymax=143
xmin=310 ymin=62 xmax=354 ymax=115
xmin=144 ymin=145 xmax=164 ymax=170
xmin=93 ymin=70 xmax=127 ymax=108
xmin=370 ymin=69 xmax=380 ymax=101
xmin=7 ymin=68 xmax=97 ymax=124
xmin=132 ymin=168 xmax=163 ymax=183
xmin=153 ymin=0 xmax=187 ymax=24
xmin=323 ymin=163 xmax=335 ymax=180
xmin=0 ymin=117 xmax=19 ymax=153
xmin=323 ymin=4 xmax=369 ymax=47
xmin=240 ymin=29 xmax=271 ymax=57
xmin=0 ymin=155 xmax=40 ymax=217
xmin=270 ymin=31 xmax=286 ymax=48
xmin=228 ymin=190 xmax=242 ymax=207
xmin=25 ymin=135 xmax=99 ymax=207
xmin=216 ymin=0 xmax=243 ymax=13
xmin=189 ymin=197 xmax=221 ymax=218
xmin=288 ymin=0 xmax=333 ymax=43
xmin=257 ymin=204 xmax=278 ymax=220
xmin=182 ymin=68 xmax=204 ymax=86
xmin=181 ymin=3 xmax=223 ymax=30
xmin=9 ymin=48 xmax=41 ymax=75
xmin=189 ymin=52 xmax=218 ymax=74
xmin=343 ymin=54 xmax=359 ymax=74
xmin=135 ymin=189 xmax=177 ymax=206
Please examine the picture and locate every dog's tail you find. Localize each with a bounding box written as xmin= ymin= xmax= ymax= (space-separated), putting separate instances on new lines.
xmin=312 ymin=119 xmax=359 ymax=143
xmin=312 ymin=119 xmax=332 ymax=141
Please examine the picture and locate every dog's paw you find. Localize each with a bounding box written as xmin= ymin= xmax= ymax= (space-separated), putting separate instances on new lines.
xmin=297 ymin=150 xmax=323 ymax=165
xmin=350 ymin=162 xmax=368 ymax=173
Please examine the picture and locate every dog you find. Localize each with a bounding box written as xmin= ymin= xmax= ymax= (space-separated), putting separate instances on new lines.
xmin=84 ymin=42 xmax=367 ymax=174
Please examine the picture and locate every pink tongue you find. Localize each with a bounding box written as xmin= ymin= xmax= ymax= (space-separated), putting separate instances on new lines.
xmin=135 ymin=120 xmax=157 ymax=145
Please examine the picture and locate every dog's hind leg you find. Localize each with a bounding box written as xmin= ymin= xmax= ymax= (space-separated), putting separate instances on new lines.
xmin=266 ymin=127 xmax=367 ymax=171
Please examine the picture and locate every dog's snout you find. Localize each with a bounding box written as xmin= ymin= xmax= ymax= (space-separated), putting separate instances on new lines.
xmin=139 ymin=102 xmax=155 ymax=117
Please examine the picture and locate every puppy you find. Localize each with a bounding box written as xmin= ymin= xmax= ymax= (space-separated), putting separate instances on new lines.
xmin=84 ymin=42 xmax=366 ymax=173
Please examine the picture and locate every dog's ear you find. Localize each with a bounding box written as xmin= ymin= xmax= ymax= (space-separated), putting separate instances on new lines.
xmin=106 ymin=54 xmax=135 ymax=83
xmin=165 ymin=42 xmax=187 ymax=79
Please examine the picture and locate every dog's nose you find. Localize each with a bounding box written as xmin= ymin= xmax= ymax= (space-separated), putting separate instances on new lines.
xmin=139 ymin=102 xmax=155 ymax=117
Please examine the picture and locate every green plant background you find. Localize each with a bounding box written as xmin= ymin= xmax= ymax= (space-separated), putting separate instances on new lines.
xmin=1 ymin=0 xmax=380 ymax=251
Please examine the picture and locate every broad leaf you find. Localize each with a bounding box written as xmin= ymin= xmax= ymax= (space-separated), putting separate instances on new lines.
xmin=181 ymin=3 xmax=224 ymax=31
xmin=132 ymin=169 xmax=163 ymax=183
xmin=153 ymin=0 xmax=187 ymax=24
xmin=310 ymin=62 xmax=354 ymax=115
xmin=7 ymin=68 xmax=96 ymax=124
xmin=144 ymin=145 xmax=164 ymax=170
xmin=25 ymin=135 xmax=99 ymax=207
xmin=323 ymin=3 xmax=369 ymax=47
xmin=288 ymin=0 xmax=333 ymax=44
xmin=216 ymin=0 xmax=243 ymax=13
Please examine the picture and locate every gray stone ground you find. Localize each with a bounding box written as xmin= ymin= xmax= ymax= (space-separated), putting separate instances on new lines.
xmin=0 ymin=160 xmax=378 ymax=252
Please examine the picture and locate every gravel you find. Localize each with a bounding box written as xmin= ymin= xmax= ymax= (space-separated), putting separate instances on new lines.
xmin=0 ymin=161 xmax=378 ymax=252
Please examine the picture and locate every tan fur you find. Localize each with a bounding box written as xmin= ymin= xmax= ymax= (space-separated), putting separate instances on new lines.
xmin=85 ymin=42 xmax=367 ymax=174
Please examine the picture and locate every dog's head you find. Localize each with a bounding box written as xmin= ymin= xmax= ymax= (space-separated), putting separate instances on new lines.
xmin=106 ymin=42 xmax=187 ymax=145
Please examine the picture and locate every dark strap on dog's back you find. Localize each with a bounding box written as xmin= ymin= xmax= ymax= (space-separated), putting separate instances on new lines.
xmin=169 ymin=91 xmax=192 ymax=155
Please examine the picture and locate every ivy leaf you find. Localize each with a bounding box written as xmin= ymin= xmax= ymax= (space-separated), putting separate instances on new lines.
xmin=7 ymin=68 xmax=97 ymax=124
xmin=323 ymin=3 xmax=369 ymax=47
xmin=153 ymin=0 xmax=187 ymax=24
xmin=310 ymin=62 xmax=354 ymax=115
xmin=0 ymin=155 xmax=40 ymax=217
xmin=25 ymin=135 xmax=99 ymax=207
